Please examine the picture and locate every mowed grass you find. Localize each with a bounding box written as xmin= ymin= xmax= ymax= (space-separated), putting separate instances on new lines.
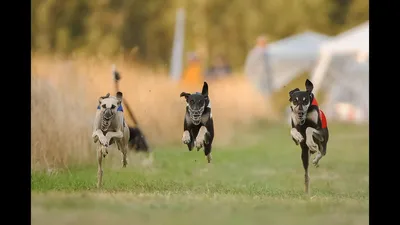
xmin=31 ymin=123 xmax=369 ymax=225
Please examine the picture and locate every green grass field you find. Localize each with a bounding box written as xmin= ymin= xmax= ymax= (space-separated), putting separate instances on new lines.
xmin=31 ymin=123 xmax=369 ymax=225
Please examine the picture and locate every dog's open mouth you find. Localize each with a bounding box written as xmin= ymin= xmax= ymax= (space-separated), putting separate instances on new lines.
xmin=188 ymin=107 xmax=204 ymax=122
xmin=296 ymin=110 xmax=307 ymax=124
xmin=189 ymin=112 xmax=202 ymax=125
xmin=190 ymin=111 xmax=201 ymax=117
xmin=191 ymin=115 xmax=201 ymax=120
xmin=103 ymin=109 xmax=114 ymax=121
xmin=103 ymin=115 xmax=114 ymax=121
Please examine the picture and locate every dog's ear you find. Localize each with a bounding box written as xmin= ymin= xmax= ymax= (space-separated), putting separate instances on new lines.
xmin=201 ymin=81 xmax=208 ymax=96
xmin=98 ymin=93 xmax=110 ymax=104
xmin=180 ymin=92 xmax=191 ymax=101
xmin=116 ymin=92 xmax=123 ymax=105
xmin=305 ymin=79 xmax=314 ymax=93
xmin=116 ymin=92 xmax=123 ymax=99
xmin=288 ymin=88 xmax=300 ymax=101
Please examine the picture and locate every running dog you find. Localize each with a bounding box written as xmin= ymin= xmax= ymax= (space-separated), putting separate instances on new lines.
xmin=112 ymin=64 xmax=151 ymax=154
xmin=92 ymin=92 xmax=130 ymax=188
xmin=289 ymin=79 xmax=329 ymax=194
xmin=180 ymin=82 xmax=215 ymax=163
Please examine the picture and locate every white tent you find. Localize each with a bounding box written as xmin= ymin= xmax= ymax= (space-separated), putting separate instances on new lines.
xmin=269 ymin=31 xmax=331 ymax=57
xmin=310 ymin=21 xmax=369 ymax=123
xmin=266 ymin=31 xmax=331 ymax=90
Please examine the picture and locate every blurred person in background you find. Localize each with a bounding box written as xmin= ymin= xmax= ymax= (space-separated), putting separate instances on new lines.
xmin=206 ymin=55 xmax=232 ymax=81
xmin=181 ymin=52 xmax=204 ymax=88
xmin=244 ymin=35 xmax=274 ymax=96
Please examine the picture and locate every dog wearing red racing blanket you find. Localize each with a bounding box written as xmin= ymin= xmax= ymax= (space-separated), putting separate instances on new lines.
xmin=288 ymin=79 xmax=329 ymax=194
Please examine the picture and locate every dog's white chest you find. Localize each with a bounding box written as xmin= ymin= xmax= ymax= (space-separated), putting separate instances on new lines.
xmin=291 ymin=113 xmax=302 ymax=126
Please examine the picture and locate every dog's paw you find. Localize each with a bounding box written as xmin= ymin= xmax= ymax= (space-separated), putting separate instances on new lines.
xmin=182 ymin=131 xmax=191 ymax=144
xmin=306 ymin=137 xmax=318 ymax=153
xmin=206 ymin=154 xmax=212 ymax=163
xmin=99 ymin=136 xmax=109 ymax=147
xmin=290 ymin=128 xmax=304 ymax=144
xmin=100 ymin=146 xmax=108 ymax=158
xmin=312 ymin=152 xmax=322 ymax=167
xmin=121 ymin=159 xmax=128 ymax=168
xmin=195 ymin=136 xmax=205 ymax=149
xmin=194 ymin=141 xmax=204 ymax=149
xmin=93 ymin=135 xmax=99 ymax=143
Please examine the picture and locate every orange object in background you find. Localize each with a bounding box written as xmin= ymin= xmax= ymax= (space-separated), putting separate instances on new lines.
xmin=180 ymin=52 xmax=204 ymax=89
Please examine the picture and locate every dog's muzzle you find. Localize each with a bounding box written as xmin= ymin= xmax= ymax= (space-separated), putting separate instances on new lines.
xmin=293 ymin=107 xmax=307 ymax=124
xmin=188 ymin=105 xmax=205 ymax=125
xmin=103 ymin=109 xmax=115 ymax=121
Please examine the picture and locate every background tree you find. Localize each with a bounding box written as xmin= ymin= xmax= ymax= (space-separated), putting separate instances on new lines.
xmin=31 ymin=0 xmax=369 ymax=70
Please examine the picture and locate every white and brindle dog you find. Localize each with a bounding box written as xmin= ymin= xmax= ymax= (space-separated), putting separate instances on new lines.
xmin=92 ymin=92 xmax=130 ymax=188
xmin=289 ymin=79 xmax=329 ymax=194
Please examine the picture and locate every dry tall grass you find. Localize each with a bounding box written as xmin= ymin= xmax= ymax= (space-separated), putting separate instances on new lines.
xmin=31 ymin=54 xmax=280 ymax=169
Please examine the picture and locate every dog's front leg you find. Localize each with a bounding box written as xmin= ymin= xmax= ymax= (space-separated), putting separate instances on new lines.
xmin=105 ymin=131 xmax=124 ymax=145
xmin=182 ymin=130 xmax=191 ymax=144
xmin=96 ymin=144 xmax=105 ymax=188
xmin=182 ymin=116 xmax=192 ymax=145
xmin=290 ymin=128 xmax=304 ymax=145
xmin=305 ymin=127 xmax=319 ymax=153
xmin=116 ymin=140 xmax=128 ymax=168
xmin=195 ymin=126 xmax=208 ymax=150
xmin=301 ymin=145 xmax=311 ymax=194
xmin=93 ymin=130 xmax=108 ymax=147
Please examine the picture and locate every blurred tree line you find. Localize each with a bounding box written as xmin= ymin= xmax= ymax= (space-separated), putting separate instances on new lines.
xmin=31 ymin=0 xmax=368 ymax=70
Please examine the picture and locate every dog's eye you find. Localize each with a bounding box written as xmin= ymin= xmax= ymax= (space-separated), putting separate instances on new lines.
xmin=101 ymin=104 xmax=106 ymax=108
xmin=111 ymin=105 xmax=116 ymax=109
xmin=292 ymin=100 xmax=298 ymax=105
xmin=190 ymin=100 xmax=195 ymax=105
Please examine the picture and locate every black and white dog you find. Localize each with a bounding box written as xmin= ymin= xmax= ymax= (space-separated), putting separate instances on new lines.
xmin=180 ymin=82 xmax=215 ymax=163
xmin=111 ymin=65 xmax=150 ymax=154
xmin=128 ymin=127 xmax=150 ymax=152
xmin=289 ymin=79 xmax=329 ymax=194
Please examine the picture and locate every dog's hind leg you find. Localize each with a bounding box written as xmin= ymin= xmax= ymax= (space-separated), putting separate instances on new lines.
xmin=121 ymin=149 xmax=127 ymax=168
xmin=312 ymin=150 xmax=322 ymax=168
xmin=187 ymin=131 xmax=195 ymax=151
xmin=301 ymin=145 xmax=310 ymax=194
xmin=312 ymin=129 xmax=328 ymax=167
xmin=118 ymin=141 xmax=128 ymax=168
xmin=97 ymin=145 xmax=104 ymax=188
xmin=312 ymin=141 xmax=327 ymax=167
xmin=204 ymin=144 xmax=212 ymax=163
xmin=187 ymin=140 xmax=194 ymax=151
